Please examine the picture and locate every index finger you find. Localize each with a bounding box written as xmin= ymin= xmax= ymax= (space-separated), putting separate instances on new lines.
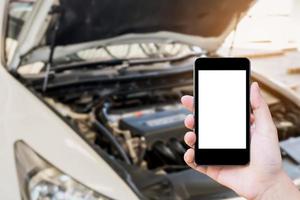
xmin=181 ymin=95 xmax=194 ymax=112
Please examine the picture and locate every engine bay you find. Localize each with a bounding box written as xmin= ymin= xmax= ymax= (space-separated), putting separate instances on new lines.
xmin=18 ymin=43 xmax=300 ymax=199
xmin=44 ymin=87 xmax=193 ymax=170
xmin=22 ymin=68 xmax=300 ymax=199
xmin=40 ymin=78 xmax=300 ymax=167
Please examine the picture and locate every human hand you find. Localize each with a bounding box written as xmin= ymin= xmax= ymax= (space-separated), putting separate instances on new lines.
xmin=181 ymin=82 xmax=300 ymax=199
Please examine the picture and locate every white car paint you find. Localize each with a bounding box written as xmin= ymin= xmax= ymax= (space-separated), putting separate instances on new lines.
xmin=0 ymin=62 xmax=139 ymax=200
xmin=0 ymin=1 xmax=138 ymax=199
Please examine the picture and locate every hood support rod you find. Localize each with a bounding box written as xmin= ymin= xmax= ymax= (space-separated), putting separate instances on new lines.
xmin=42 ymin=5 xmax=62 ymax=92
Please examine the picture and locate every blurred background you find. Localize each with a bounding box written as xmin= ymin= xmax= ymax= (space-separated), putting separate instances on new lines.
xmin=220 ymin=0 xmax=300 ymax=97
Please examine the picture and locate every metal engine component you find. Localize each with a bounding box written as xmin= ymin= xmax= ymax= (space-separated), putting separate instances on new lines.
xmin=115 ymin=107 xmax=190 ymax=167
xmin=119 ymin=108 xmax=190 ymax=146
xmin=95 ymin=91 xmax=191 ymax=169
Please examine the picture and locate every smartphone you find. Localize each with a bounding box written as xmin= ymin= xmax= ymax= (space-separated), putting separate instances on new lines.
xmin=194 ymin=58 xmax=250 ymax=165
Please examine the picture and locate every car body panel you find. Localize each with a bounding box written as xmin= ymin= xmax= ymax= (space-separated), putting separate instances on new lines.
xmin=0 ymin=65 xmax=138 ymax=199
xmin=1 ymin=2 xmax=138 ymax=198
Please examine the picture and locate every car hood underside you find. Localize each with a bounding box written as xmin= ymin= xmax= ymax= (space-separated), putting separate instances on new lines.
xmin=49 ymin=0 xmax=254 ymax=46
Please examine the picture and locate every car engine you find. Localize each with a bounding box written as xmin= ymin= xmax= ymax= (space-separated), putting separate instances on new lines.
xmin=44 ymin=87 xmax=193 ymax=170
xmin=20 ymin=42 xmax=300 ymax=199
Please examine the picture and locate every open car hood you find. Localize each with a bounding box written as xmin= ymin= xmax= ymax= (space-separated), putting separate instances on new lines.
xmin=51 ymin=0 xmax=254 ymax=48
xmin=8 ymin=0 xmax=254 ymax=70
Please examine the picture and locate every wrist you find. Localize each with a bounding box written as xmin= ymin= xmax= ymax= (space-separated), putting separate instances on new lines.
xmin=255 ymin=171 xmax=300 ymax=200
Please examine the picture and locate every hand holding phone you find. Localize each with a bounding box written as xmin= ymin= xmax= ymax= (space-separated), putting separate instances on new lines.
xmin=181 ymin=68 xmax=299 ymax=199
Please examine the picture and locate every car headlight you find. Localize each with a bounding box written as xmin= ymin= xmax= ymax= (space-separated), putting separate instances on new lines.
xmin=15 ymin=141 xmax=112 ymax=200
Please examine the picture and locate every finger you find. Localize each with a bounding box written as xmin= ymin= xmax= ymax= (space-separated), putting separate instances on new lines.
xmin=184 ymin=149 xmax=207 ymax=174
xmin=184 ymin=114 xmax=194 ymax=129
xmin=250 ymin=114 xmax=255 ymax=124
xmin=250 ymin=114 xmax=255 ymax=138
xmin=250 ymin=124 xmax=256 ymax=138
xmin=250 ymin=82 xmax=276 ymax=136
xmin=184 ymin=131 xmax=196 ymax=148
xmin=181 ymin=95 xmax=194 ymax=112
xmin=184 ymin=148 xmax=195 ymax=164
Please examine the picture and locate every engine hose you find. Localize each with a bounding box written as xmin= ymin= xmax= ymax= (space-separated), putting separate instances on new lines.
xmin=168 ymin=138 xmax=186 ymax=155
xmin=100 ymin=102 xmax=111 ymax=122
xmin=153 ymin=142 xmax=178 ymax=164
xmin=167 ymin=139 xmax=186 ymax=164
xmin=93 ymin=120 xmax=131 ymax=165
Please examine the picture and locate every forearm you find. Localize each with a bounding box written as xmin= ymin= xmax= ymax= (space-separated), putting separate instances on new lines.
xmin=255 ymin=171 xmax=300 ymax=200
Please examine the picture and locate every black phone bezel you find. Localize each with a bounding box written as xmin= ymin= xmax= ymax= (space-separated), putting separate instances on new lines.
xmin=194 ymin=57 xmax=250 ymax=165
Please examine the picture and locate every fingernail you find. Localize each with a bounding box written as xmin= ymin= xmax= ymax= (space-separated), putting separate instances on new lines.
xmin=181 ymin=96 xmax=185 ymax=104
xmin=187 ymin=114 xmax=194 ymax=119
xmin=181 ymin=95 xmax=188 ymax=103
xmin=184 ymin=114 xmax=194 ymax=129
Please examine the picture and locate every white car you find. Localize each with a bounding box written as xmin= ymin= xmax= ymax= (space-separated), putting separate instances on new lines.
xmin=1 ymin=0 xmax=300 ymax=200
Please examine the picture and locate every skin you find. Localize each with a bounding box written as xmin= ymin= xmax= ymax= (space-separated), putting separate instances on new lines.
xmin=181 ymin=82 xmax=300 ymax=200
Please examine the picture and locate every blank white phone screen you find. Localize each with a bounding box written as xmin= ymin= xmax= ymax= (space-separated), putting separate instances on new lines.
xmin=198 ymin=70 xmax=246 ymax=149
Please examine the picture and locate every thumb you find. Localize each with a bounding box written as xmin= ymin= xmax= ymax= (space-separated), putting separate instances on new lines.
xmin=250 ymin=82 xmax=277 ymax=136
